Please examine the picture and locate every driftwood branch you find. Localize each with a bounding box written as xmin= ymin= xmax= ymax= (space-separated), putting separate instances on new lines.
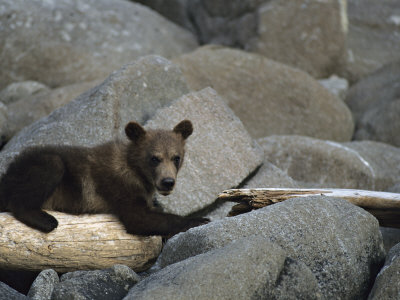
xmin=0 ymin=212 xmax=162 ymax=273
xmin=218 ymin=188 xmax=400 ymax=228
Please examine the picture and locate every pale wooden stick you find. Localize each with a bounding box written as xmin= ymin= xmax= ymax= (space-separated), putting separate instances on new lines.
xmin=218 ymin=188 xmax=400 ymax=228
xmin=0 ymin=212 xmax=162 ymax=273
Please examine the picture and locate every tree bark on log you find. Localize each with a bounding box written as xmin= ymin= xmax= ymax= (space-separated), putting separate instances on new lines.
xmin=217 ymin=188 xmax=400 ymax=228
xmin=0 ymin=212 xmax=162 ymax=273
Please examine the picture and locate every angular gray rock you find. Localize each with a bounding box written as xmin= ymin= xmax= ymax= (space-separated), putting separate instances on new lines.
xmin=143 ymin=0 xmax=347 ymax=78
xmin=272 ymin=258 xmax=322 ymax=300
xmin=0 ymin=81 xmax=49 ymax=105
xmin=125 ymin=236 xmax=321 ymax=300
xmin=258 ymin=135 xmax=400 ymax=191
xmin=175 ymin=46 xmax=354 ymax=141
xmin=244 ymin=161 xmax=299 ymax=189
xmin=0 ymin=0 xmax=197 ymax=89
xmin=145 ymin=87 xmax=263 ymax=215
xmin=198 ymin=160 xmax=297 ymax=221
xmin=380 ymin=227 xmax=400 ymax=253
xmin=318 ymin=75 xmax=349 ymax=100
xmin=346 ymin=62 xmax=400 ymax=147
xmin=258 ymin=135 xmax=375 ymax=189
xmin=0 ymin=281 xmax=27 ymax=300
xmin=341 ymin=0 xmax=400 ymax=82
xmin=186 ymin=0 xmax=261 ymax=46
xmin=368 ymin=243 xmax=400 ymax=299
xmin=52 ymin=265 xmax=140 ymax=300
xmin=157 ymin=196 xmax=385 ymax=299
xmin=132 ymin=0 xmax=195 ymax=33
xmin=248 ymin=0 xmax=347 ymax=78
xmin=0 ymin=55 xmax=190 ymax=175
xmin=343 ymin=141 xmax=400 ymax=191
xmin=27 ymin=269 xmax=59 ymax=300
xmin=2 ymin=80 xmax=100 ymax=142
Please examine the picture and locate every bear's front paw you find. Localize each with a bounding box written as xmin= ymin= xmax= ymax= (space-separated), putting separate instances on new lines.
xmin=186 ymin=217 xmax=210 ymax=228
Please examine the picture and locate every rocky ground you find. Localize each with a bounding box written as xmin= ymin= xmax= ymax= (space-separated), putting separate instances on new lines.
xmin=0 ymin=0 xmax=400 ymax=299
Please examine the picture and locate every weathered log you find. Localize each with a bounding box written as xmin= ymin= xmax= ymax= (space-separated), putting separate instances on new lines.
xmin=218 ymin=188 xmax=400 ymax=228
xmin=0 ymin=212 xmax=162 ymax=273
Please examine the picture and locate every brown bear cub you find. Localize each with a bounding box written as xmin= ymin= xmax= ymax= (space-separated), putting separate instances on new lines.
xmin=0 ymin=120 xmax=208 ymax=236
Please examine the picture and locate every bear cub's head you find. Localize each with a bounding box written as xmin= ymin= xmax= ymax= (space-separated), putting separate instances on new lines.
xmin=125 ymin=120 xmax=193 ymax=196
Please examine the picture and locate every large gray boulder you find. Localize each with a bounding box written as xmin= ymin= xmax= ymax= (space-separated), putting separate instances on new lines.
xmin=0 ymin=281 xmax=27 ymax=300
xmin=341 ymin=0 xmax=400 ymax=82
xmin=259 ymin=135 xmax=400 ymax=191
xmin=1 ymin=80 xmax=100 ymax=142
xmin=258 ymin=135 xmax=374 ymax=189
xmin=139 ymin=0 xmax=347 ymax=78
xmin=27 ymin=269 xmax=59 ymax=300
xmin=0 ymin=0 xmax=197 ymax=90
xmin=132 ymin=0 xmax=195 ymax=33
xmin=145 ymin=87 xmax=263 ymax=216
xmin=368 ymin=243 xmax=400 ymax=299
xmin=0 ymin=55 xmax=190 ymax=174
xmin=343 ymin=140 xmax=400 ymax=191
xmin=156 ymin=196 xmax=385 ymax=299
xmin=244 ymin=161 xmax=298 ymax=189
xmin=52 ymin=265 xmax=140 ymax=300
xmin=125 ymin=236 xmax=321 ymax=300
xmin=318 ymin=75 xmax=349 ymax=100
xmin=247 ymin=0 xmax=347 ymax=79
xmin=175 ymin=46 xmax=354 ymax=141
xmin=0 ymin=81 xmax=49 ymax=105
xmin=346 ymin=62 xmax=400 ymax=147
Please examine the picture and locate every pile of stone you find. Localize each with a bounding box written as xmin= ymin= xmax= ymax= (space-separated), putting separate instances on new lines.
xmin=1 ymin=0 xmax=400 ymax=298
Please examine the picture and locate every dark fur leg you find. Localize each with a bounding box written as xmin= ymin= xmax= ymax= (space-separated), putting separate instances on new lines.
xmin=118 ymin=204 xmax=209 ymax=237
xmin=12 ymin=209 xmax=58 ymax=233
xmin=2 ymin=152 xmax=65 ymax=232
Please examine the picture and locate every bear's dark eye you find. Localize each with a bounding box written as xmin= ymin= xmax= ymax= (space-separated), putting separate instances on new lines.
xmin=151 ymin=156 xmax=161 ymax=165
xmin=173 ymin=156 xmax=180 ymax=168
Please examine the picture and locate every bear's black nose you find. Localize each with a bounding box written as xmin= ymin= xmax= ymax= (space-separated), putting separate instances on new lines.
xmin=161 ymin=178 xmax=175 ymax=190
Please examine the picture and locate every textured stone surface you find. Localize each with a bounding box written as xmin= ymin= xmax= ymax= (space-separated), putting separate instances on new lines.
xmin=132 ymin=0 xmax=195 ymax=33
xmin=244 ymin=161 xmax=298 ymax=189
xmin=0 ymin=0 xmax=197 ymax=89
xmin=380 ymin=227 xmax=400 ymax=253
xmin=27 ymin=269 xmax=59 ymax=300
xmin=125 ymin=236 xmax=321 ymax=300
xmin=0 ymin=81 xmax=49 ymax=105
xmin=142 ymin=0 xmax=347 ymax=78
xmin=368 ymin=243 xmax=400 ymax=299
xmin=318 ymin=75 xmax=349 ymax=100
xmin=186 ymin=0 xmax=261 ymax=46
xmin=2 ymin=80 xmax=100 ymax=142
xmin=258 ymin=135 xmax=375 ymax=189
xmin=248 ymin=0 xmax=347 ymax=78
xmin=156 ymin=196 xmax=385 ymax=299
xmin=342 ymin=0 xmax=400 ymax=82
xmin=145 ymin=87 xmax=263 ymax=215
xmin=175 ymin=46 xmax=354 ymax=140
xmin=346 ymin=62 xmax=400 ymax=147
xmin=52 ymin=265 xmax=140 ymax=300
xmin=0 ymin=281 xmax=27 ymax=299
xmin=343 ymin=141 xmax=400 ymax=191
xmin=272 ymin=258 xmax=322 ymax=300
xmin=0 ymin=56 xmax=189 ymax=175
xmin=0 ymin=102 xmax=8 ymax=145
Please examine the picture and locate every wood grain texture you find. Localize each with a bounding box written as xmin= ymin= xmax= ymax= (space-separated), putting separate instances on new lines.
xmin=218 ymin=188 xmax=400 ymax=228
xmin=0 ymin=212 xmax=162 ymax=272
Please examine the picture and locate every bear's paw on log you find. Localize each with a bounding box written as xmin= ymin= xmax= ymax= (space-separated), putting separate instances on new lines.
xmin=0 ymin=211 xmax=162 ymax=273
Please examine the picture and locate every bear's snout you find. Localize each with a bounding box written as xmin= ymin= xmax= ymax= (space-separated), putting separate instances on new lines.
xmin=161 ymin=178 xmax=175 ymax=190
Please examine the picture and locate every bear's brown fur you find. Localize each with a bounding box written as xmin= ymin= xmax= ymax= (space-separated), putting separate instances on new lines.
xmin=0 ymin=120 xmax=208 ymax=236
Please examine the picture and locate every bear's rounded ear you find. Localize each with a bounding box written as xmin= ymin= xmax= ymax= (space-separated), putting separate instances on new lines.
xmin=173 ymin=120 xmax=193 ymax=140
xmin=125 ymin=122 xmax=146 ymax=141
